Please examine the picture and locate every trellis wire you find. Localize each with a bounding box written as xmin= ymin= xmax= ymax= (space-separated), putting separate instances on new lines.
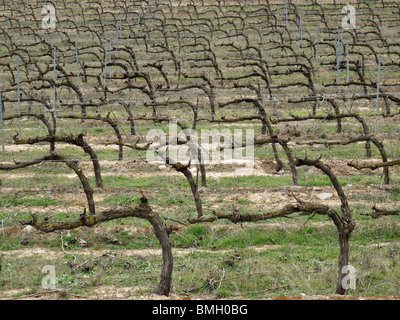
xmin=0 ymin=145 xmax=395 ymax=164
xmin=2 ymin=89 xmax=400 ymax=110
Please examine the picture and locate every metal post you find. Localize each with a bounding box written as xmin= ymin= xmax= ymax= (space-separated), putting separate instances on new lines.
xmin=339 ymin=29 xmax=343 ymax=63
xmin=316 ymin=19 xmax=320 ymax=64
xmin=148 ymin=0 xmax=150 ymax=30
xmin=375 ymin=53 xmax=381 ymax=132
xmin=17 ymin=56 xmax=21 ymax=136
xmin=341 ymin=27 xmax=344 ymax=59
xmin=127 ymin=19 xmax=130 ymax=46
xmin=346 ymin=43 xmax=350 ymax=98
xmin=336 ymin=33 xmax=341 ymax=97
xmin=285 ymin=0 xmax=288 ymax=27
xmin=116 ymin=9 xmax=122 ymax=55
xmin=53 ymin=47 xmax=56 ymax=111
xmin=137 ymin=11 xmax=141 ymax=35
xmin=7 ymin=6 xmax=10 ymax=28
xmin=75 ymin=41 xmax=80 ymax=93
xmin=115 ymin=21 xmax=119 ymax=58
xmin=285 ymin=0 xmax=289 ymax=28
xmin=104 ymin=34 xmax=108 ymax=87
xmin=108 ymin=33 xmax=112 ymax=65
xmin=299 ymin=10 xmax=302 ymax=49
xmin=0 ymin=87 xmax=5 ymax=161
xmin=119 ymin=8 xmax=122 ymax=30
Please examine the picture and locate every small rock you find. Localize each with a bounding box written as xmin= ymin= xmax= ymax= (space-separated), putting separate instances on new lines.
xmin=158 ymin=164 xmax=166 ymax=170
xmin=79 ymin=239 xmax=88 ymax=247
xmin=316 ymin=192 xmax=333 ymax=200
xmin=22 ymin=225 xmax=35 ymax=234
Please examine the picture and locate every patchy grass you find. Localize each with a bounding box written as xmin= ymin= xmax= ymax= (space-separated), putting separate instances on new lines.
xmin=0 ymin=0 xmax=399 ymax=300
xmin=1 ymin=216 xmax=399 ymax=299
xmin=0 ymin=195 xmax=58 ymax=208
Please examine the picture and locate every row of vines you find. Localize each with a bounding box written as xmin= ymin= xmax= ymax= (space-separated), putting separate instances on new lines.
xmin=1 ymin=0 xmax=400 ymax=297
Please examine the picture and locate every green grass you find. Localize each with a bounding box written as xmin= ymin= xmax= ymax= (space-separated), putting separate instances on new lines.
xmin=0 ymin=0 xmax=399 ymax=299
xmin=0 ymin=195 xmax=58 ymax=207
xmin=236 ymin=198 xmax=253 ymax=205
xmin=103 ymin=194 xmax=142 ymax=206
xmin=100 ymin=175 xmax=189 ymax=189
xmin=0 ymin=175 xmax=77 ymax=189
xmin=1 ymin=207 xmax=399 ymax=298
xmin=352 ymin=187 xmax=400 ymax=203
xmin=169 ymin=218 xmax=399 ymax=297
xmin=102 ymin=169 xmax=388 ymax=191
xmin=206 ymin=172 xmax=398 ymax=189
